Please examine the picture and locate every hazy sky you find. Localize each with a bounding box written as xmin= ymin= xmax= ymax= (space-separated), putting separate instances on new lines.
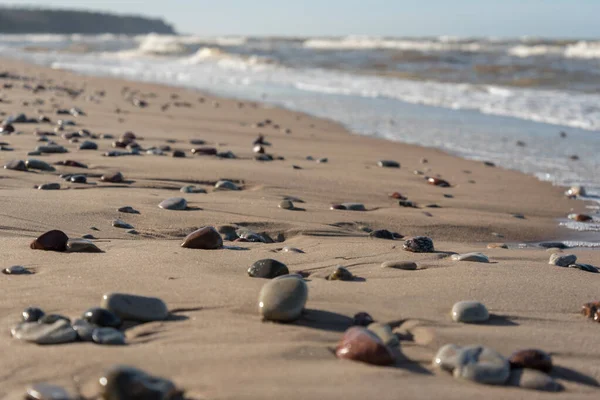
xmin=3 ymin=0 xmax=600 ymax=38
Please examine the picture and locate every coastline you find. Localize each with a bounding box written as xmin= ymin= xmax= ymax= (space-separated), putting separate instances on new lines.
xmin=1 ymin=57 xmax=600 ymax=398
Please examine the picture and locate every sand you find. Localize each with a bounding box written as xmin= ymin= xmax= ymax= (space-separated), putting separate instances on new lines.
xmin=0 ymin=58 xmax=599 ymax=399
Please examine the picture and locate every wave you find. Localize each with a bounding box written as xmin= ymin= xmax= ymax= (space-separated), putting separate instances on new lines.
xmin=181 ymin=46 xmax=275 ymax=69
xmin=509 ymin=41 xmax=600 ymax=59
xmin=303 ymin=36 xmax=490 ymax=52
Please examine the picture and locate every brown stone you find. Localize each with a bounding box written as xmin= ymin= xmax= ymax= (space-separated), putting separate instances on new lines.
xmin=30 ymin=230 xmax=69 ymax=252
xmin=390 ymin=192 xmax=407 ymax=200
xmin=487 ymin=243 xmax=509 ymax=249
xmin=181 ymin=226 xmax=223 ymax=249
xmin=335 ymin=327 xmax=394 ymax=366
xmin=427 ymin=177 xmax=450 ymax=187
xmin=101 ymin=171 xmax=124 ymax=183
xmin=191 ymin=147 xmax=217 ymax=155
xmin=573 ymin=214 xmax=593 ymax=222
xmin=509 ymin=349 xmax=553 ymax=373
xmin=582 ymin=301 xmax=600 ymax=318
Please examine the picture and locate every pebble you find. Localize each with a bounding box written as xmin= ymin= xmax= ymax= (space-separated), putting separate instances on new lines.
xmin=26 ymin=383 xmax=72 ymax=400
xmin=83 ymin=307 xmax=122 ymax=328
xmin=335 ymin=327 xmax=395 ymax=366
xmin=316 ymin=157 xmax=328 ymax=163
xmin=487 ymin=243 xmax=508 ymax=249
xmin=370 ymin=229 xmax=402 ymax=240
xmin=117 ymin=206 xmax=139 ymax=214
xmin=100 ymin=171 xmax=124 ymax=183
xmin=79 ymin=140 xmax=98 ymax=150
xmin=72 ymin=318 xmax=95 ymax=341
xmin=507 ymin=369 xmax=562 ymax=392
xmin=69 ymin=174 xmax=87 ymax=183
xmin=427 ymin=177 xmax=450 ymax=187
xmin=99 ymin=365 xmax=181 ymax=400
xmin=367 ymin=322 xmax=399 ymax=346
xmin=381 ymin=261 xmax=417 ymax=270
xmin=568 ymin=213 xmax=593 ymax=222
xmin=258 ymin=275 xmax=308 ymax=322
xmin=565 ymin=186 xmax=585 ymax=198
xmin=450 ymin=252 xmax=489 ymax=263
xmin=172 ymin=150 xmax=186 ymax=158
xmin=581 ymin=301 xmax=600 ymax=318
xmin=403 ymin=236 xmax=434 ymax=253
xmin=101 ymin=293 xmax=169 ymax=322
xmin=281 ymin=246 xmax=304 ymax=253
xmin=390 ymin=192 xmax=407 ymax=200
xmin=433 ymin=343 xmax=462 ymax=371
xmin=39 ymin=314 xmax=71 ymax=324
xmin=327 ymin=266 xmax=354 ymax=281
xmin=66 ymin=239 xmax=102 ymax=253
xmin=509 ymin=349 xmax=552 ymax=373
xmin=377 ymin=160 xmax=400 ymax=168
xmin=453 ymin=345 xmax=511 ymax=385
xmin=549 ymin=253 xmax=577 ymax=267
xmin=279 ymin=199 xmax=294 ymax=209
xmin=181 ymin=226 xmax=223 ymax=249
xmin=191 ymin=147 xmax=217 ymax=155
xmin=36 ymin=145 xmax=68 ymax=154
xmin=2 ymin=265 xmax=32 ymax=275
xmin=568 ymin=263 xmax=599 ymax=273
xmin=451 ymin=301 xmax=489 ymax=323
xmin=93 ymin=327 xmax=126 ymax=345
xmin=38 ymin=183 xmax=60 ymax=190
xmin=12 ymin=319 xmax=77 ymax=344
xmin=214 ymin=180 xmax=240 ymax=190
xmin=126 ymin=229 xmax=138 ymax=235
xmin=112 ymin=219 xmax=134 ymax=229
xmin=180 ymin=185 xmax=206 ymax=193
xmin=30 ymin=230 xmax=69 ymax=252
xmin=57 ymin=160 xmax=88 ymax=169
xmin=4 ymin=159 xmax=27 ymax=171
xmin=22 ymin=307 xmax=45 ymax=322
xmin=539 ymin=241 xmax=568 ymax=249
xmin=26 ymin=159 xmax=55 ymax=171
xmin=399 ymin=200 xmax=417 ymax=208
xmin=248 ymin=259 xmax=289 ymax=279
xmin=352 ymin=312 xmax=375 ymax=326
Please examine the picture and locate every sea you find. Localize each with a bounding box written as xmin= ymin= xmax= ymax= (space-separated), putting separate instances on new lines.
xmin=1 ymin=33 xmax=599 ymax=244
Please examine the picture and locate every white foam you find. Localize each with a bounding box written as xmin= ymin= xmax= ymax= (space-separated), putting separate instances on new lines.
xmin=303 ymin=36 xmax=488 ymax=52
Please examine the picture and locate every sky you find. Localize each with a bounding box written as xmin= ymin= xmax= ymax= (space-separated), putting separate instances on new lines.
xmin=2 ymin=0 xmax=600 ymax=38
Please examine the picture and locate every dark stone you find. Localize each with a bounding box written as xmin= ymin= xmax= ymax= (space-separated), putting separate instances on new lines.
xmin=181 ymin=227 xmax=223 ymax=249
xmin=191 ymin=147 xmax=217 ymax=155
xmin=22 ymin=307 xmax=45 ymax=322
xmin=30 ymin=230 xmax=69 ymax=252
xmin=101 ymin=171 xmax=124 ymax=183
xmin=172 ymin=150 xmax=186 ymax=158
xmin=352 ymin=312 xmax=375 ymax=327
xmin=509 ymin=349 xmax=552 ymax=373
xmin=39 ymin=314 xmax=71 ymax=324
xmin=369 ymin=229 xmax=402 ymax=240
xmin=70 ymin=175 xmax=87 ymax=183
xmin=98 ymin=365 xmax=183 ymax=400
xmin=93 ymin=327 xmax=126 ymax=345
xmin=403 ymin=236 xmax=434 ymax=253
xmin=4 ymin=159 xmax=27 ymax=171
xmin=327 ymin=266 xmax=354 ymax=281
xmin=83 ymin=307 xmax=122 ymax=328
xmin=248 ymin=259 xmax=289 ymax=279
xmin=2 ymin=265 xmax=33 ymax=274
xmin=427 ymin=177 xmax=450 ymax=187
xmin=55 ymin=160 xmax=88 ymax=168
xmin=399 ymin=200 xmax=417 ymax=208
xmin=79 ymin=140 xmax=98 ymax=150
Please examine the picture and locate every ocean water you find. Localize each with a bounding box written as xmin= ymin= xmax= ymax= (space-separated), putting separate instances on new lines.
xmin=1 ymin=33 xmax=599 ymax=242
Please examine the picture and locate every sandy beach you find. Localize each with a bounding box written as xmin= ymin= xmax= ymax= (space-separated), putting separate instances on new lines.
xmin=1 ymin=57 xmax=599 ymax=399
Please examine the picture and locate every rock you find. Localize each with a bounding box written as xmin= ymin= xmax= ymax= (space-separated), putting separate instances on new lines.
xmin=453 ymin=345 xmax=511 ymax=385
xmin=79 ymin=140 xmax=98 ymax=150
xmin=565 ymin=186 xmax=585 ymax=198
xmin=26 ymin=159 xmax=55 ymax=171
xmin=31 ymin=230 xmax=69 ymax=252
xmin=433 ymin=343 xmax=463 ymax=371
xmin=4 ymin=159 xmax=27 ymax=171
xmin=159 ymin=197 xmax=187 ymax=210
xmin=38 ymin=183 xmax=61 ymax=190
xmin=568 ymin=263 xmax=599 ymax=273
xmin=70 ymin=175 xmax=87 ymax=183
xmin=281 ymin=246 xmax=304 ymax=253
xmin=172 ymin=150 xmax=186 ymax=158
xmin=93 ymin=327 xmax=126 ymax=345
xmin=399 ymin=200 xmax=417 ymax=208
xmin=427 ymin=177 xmax=450 ymax=187
xmin=248 ymin=259 xmax=289 ymax=279
xmin=451 ymin=252 xmax=489 ymax=263
xmin=39 ymin=314 xmax=71 ymax=324
xmin=279 ymin=199 xmax=294 ymax=209
xmin=26 ymin=383 xmax=72 ymax=400
xmin=507 ymin=369 xmax=562 ymax=392
xmin=352 ymin=312 xmax=375 ymax=326
xmin=451 ymin=301 xmax=489 ymax=323
xmin=126 ymin=229 xmax=138 ymax=235
xmin=512 ymin=213 xmax=525 ymax=219
xmin=12 ymin=319 xmax=77 ymax=344
xmin=22 ymin=307 xmax=45 ymax=322
xmin=98 ymin=365 xmax=182 ymax=400
xmin=112 ymin=219 xmax=134 ymax=229
xmin=335 ymin=327 xmax=395 ymax=366
xmin=117 ymin=206 xmax=139 ymax=214
xmin=83 ymin=307 xmax=122 ymax=328
xmin=72 ymin=318 xmax=95 ymax=341
xmin=327 ymin=266 xmax=354 ymax=281
xmin=2 ymin=265 xmax=32 ymax=275
xmin=340 ymin=202 xmax=366 ymax=211
xmin=217 ymin=151 xmax=236 ymax=159
xmin=66 ymin=239 xmax=102 ymax=253
xmin=582 ymin=301 xmax=600 ymax=318
xmin=367 ymin=322 xmax=399 ymax=346
xmin=101 ymin=293 xmax=169 ymax=322
xmin=487 ymin=243 xmax=508 ymax=249
xmin=390 ymin=192 xmax=407 ymax=200
xmin=539 ymin=241 xmax=568 ymax=249
xmin=316 ymin=157 xmax=328 ymax=163
xmin=381 ymin=261 xmax=417 ymax=270
xmin=191 ymin=147 xmax=217 ymax=155
xmin=180 ymin=185 xmax=206 ymax=193
xmin=403 ymin=236 xmax=434 ymax=253
xmin=258 ymin=275 xmax=308 ymax=322
xmin=378 ymin=160 xmax=400 ymax=168
xmin=214 ymin=180 xmax=240 ymax=191
xmin=549 ymin=253 xmax=577 ymax=267
xmin=181 ymin=226 xmax=223 ymax=249
xmin=568 ymin=213 xmax=593 ymax=222
xmin=237 ymin=229 xmax=268 ymax=243
xmin=36 ymin=145 xmax=68 ymax=154
xmin=370 ymin=229 xmax=402 ymax=240
xmin=509 ymin=349 xmax=552 ymax=373
xmin=100 ymin=171 xmax=124 ymax=183
xmin=56 ymin=160 xmax=88 ymax=168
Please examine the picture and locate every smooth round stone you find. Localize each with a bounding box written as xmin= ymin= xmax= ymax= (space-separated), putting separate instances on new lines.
xmin=279 ymin=199 xmax=294 ymax=210
xmin=451 ymin=252 xmax=489 ymax=263
xmin=26 ymin=159 xmax=55 ymax=171
xmin=26 ymin=383 xmax=72 ymax=400
xmin=39 ymin=314 xmax=71 ymax=324
xmin=281 ymin=246 xmax=304 ymax=253
xmin=93 ymin=327 xmax=126 ymax=345
xmin=258 ymin=275 xmax=308 ymax=322
xmin=335 ymin=327 xmax=395 ymax=366
xmin=568 ymin=263 xmax=599 ymax=273
xmin=112 ymin=219 xmax=134 ymax=229
xmin=451 ymin=301 xmax=489 ymax=323
xmin=4 ymin=159 xmax=27 ymax=171
xmin=2 ymin=265 xmax=32 ymax=275
xmin=403 ymin=236 xmax=434 ymax=253
xmin=248 ymin=259 xmax=289 ymax=279
xmin=172 ymin=150 xmax=186 ymax=158
xmin=549 ymin=253 xmax=577 ymax=267
xmin=72 ymin=318 xmax=95 ymax=342
xmin=66 ymin=239 xmax=102 ymax=253
xmin=568 ymin=213 xmax=593 ymax=222
xmin=117 ymin=206 xmax=139 ymax=214
xmin=158 ymin=197 xmax=187 ymax=210
xmin=565 ymin=186 xmax=585 ymax=197
xmin=487 ymin=243 xmax=508 ymax=249
xmin=38 ymin=183 xmax=60 ymax=190
xmin=327 ymin=266 xmax=354 ymax=281
xmin=507 ymin=369 xmax=562 ymax=392
xmin=83 ymin=307 xmax=122 ymax=328
xmin=79 ymin=140 xmax=98 ymax=150
xmin=101 ymin=293 xmax=169 ymax=322
xmin=214 ymin=180 xmax=240 ymax=191
xmin=377 ymin=160 xmax=400 ymax=168
xmin=70 ymin=175 xmax=87 ymax=183
xmin=433 ymin=343 xmax=463 ymax=371
xmin=454 ymin=345 xmax=511 ymax=385
xmin=22 ymin=307 xmax=45 ymax=322
xmin=316 ymin=157 xmax=328 ymax=163
xmin=30 ymin=230 xmax=69 ymax=252
xmin=341 ymin=202 xmax=366 ymax=211
xmin=99 ymin=365 xmax=180 ymax=400
xmin=181 ymin=226 xmax=223 ymax=249
xmin=36 ymin=145 xmax=68 ymax=154
xmin=100 ymin=171 xmax=124 ymax=183
xmin=509 ymin=349 xmax=552 ymax=373
xmin=367 ymin=322 xmax=399 ymax=346
xmin=12 ymin=320 xmax=77 ymax=344
xmin=381 ymin=261 xmax=417 ymax=270
xmin=370 ymin=229 xmax=401 ymax=240
xmin=352 ymin=312 xmax=375 ymax=326
xmin=180 ymin=185 xmax=206 ymax=193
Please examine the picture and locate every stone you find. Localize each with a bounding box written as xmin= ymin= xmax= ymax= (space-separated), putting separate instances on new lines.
xmin=70 ymin=175 xmax=87 ymax=183
xmin=390 ymin=192 xmax=407 ymax=200
xmin=352 ymin=312 xmax=375 ymax=327
xmin=248 ymin=259 xmax=289 ymax=279
xmin=214 ymin=180 xmax=240 ymax=191
xmin=83 ymin=307 xmax=122 ymax=328
xmin=370 ymin=229 xmax=402 ymax=240
xmin=584 ymin=301 xmax=600 ymax=318
xmin=2 ymin=265 xmax=32 ymax=275
xmin=93 ymin=327 xmax=126 ymax=345
xmin=237 ymin=229 xmax=268 ymax=243
xmin=367 ymin=322 xmax=399 ymax=346
xmin=38 ymin=183 xmax=61 ymax=190
xmin=181 ymin=226 xmax=223 ymax=249
xmin=258 ymin=275 xmax=308 ymax=322
xmin=172 ymin=150 xmax=186 ymax=158
xmin=279 ymin=199 xmax=294 ymax=209
xmin=26 ymin=159 xmax=55 ymax=171
xmin=36 ymin=145 xmax=68 ymax=154
xmin=509 ymin=349 xmax=552 ymax=373
xmin=327 ymin=266 xmax=354 ymax=281
xmin=113 ymin=219 xmax=134 ymax=229
xmin=126 ymin=229 xmax=138 ymax=235
xmin=487 ymin=243 xmax=508 ymax=249
xmin=507 ymin=369 xmax=562 ymax=392
xmin=381 ymin=261 xmax=418 ymax=270
xmin=39 ymin=314 xmax=71 ymax=324
xmin=316 ymin=157 xmax=328 ymax=163
xmin=451 ymin=253 xmax=489 ymax=263
xmin=66 ymin=239 xmax=102 ymax=253
xmin=340 ymin=203 xmax=366 ymax=211
xmin=539 ymin=242 xmax=568 ymax=249
xmin=399 ymin=200 xmax=417 ymax=208
xmin=569 ymin=263 xmax=599 ymax=273
xmin=101 ymin=293 xmax=169 ymax=322
xmin=26 ymin=383 xmax=72 ymax=400
xmin=281 ymin=246 xmax=304 ymax=253
xmin=117 ymin=206 xmax=139 ymax=214
xmin=453 ymin=345 xmax=511 ymax=385
xmin=549 ymin=253 xmax=577 ymax=267
xmin=335 ymin=327 xmax=395 ymax=366
xmin=98 ymin=365 xmax=181 ymax=400
xmin=100 ymin=171 xmax=124 ymax=183
xmin=565 ymin=186 xmax=586 ymax=198
xmin=31 ymin=230 xmax=69 ymax=252
xmin=159 ymin=197 xmax=187 ymax=210
xmin=79 ymin=140 xmax=98 ymax=150
xmin=72 ymin=318 xmax=95 ymax=341
xmin=451 ymin=301 xmax=489 ymax=323
xmin=568 ymin=213 xmax=593 ymax=222
xmin=191 ymin=147 xmax=217 ymax=155
xmin=4 ymin=159 xmax=27 ymax=171
xmin=427 ymin=177 xmax=450 ymax=187
xmin=180 ymin=185 xmax=206 ymax=193
xmin=403 ymin=236 xmax=434 ymax=253
xmin=22 ymin=307 xmax=45 ymax=322
xmin=12 ymin=319 xmax=77 ymax=344
xmin=55 ymin=160 xmax=87 ymax=168
xmin=378 ymin=160 xmax=400 ymax=168
xmin=433 ymin=343 xmax=463 ymax=371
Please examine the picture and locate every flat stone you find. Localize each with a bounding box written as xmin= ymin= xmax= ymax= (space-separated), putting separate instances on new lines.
xmin=352 ymin=312 xmax=375 ymax=326
xmin=101 ymin=293 xmax=169 ymax=322
xmin=36 ymin=145 xmax=68 ymax=154
xmin=79 ymin=140 xmax=98 ymax=150
xmin=237 ymin=228 xmax=269 ymax=243
xmin=279 ymin=199 xmax=294 ymax=209
xmin=100 ymin=171 xmax=124 ymax=183
xmin=93 ymin=327 xmax=126 ymax=345
xmin=381 ymin=261 xmax=418 ymax=270
xmin=69 ymin=175 xmax=87 ymax=183
xmin=335 ymin=326 xmax=395 ymax=366
xmin=370 ymin=229 xmax=401 ymax=240
xmin=549 ymin=253 xmax=577 ymax=267
xmin=26 ymin=159 xmax=55 ymax=171
xmin=568 ymin=263 xmax=599 ymax=273
xmin=539 ymin=242 xmax=568 ymax=249
xmin=38 ymin=183 xmax=60 ymax=190
xmin=83 ymin=307 xmax=121 ymax=328
xmin=158 ymin=197 xmax=187 ymax=210
xmin=487 ymin=243 xmax=508 ymax=249
xmin=248 ymin=259 xmax=289 ymax=279
xmin=112 ymin=219 xmax=133 ymax=229
xmin=451 ymin=301 xmax=489 ymax=323
xmin=30 ymin=230 xmax=69 ymax=252
xmin=72 ymin=318 xmax=95 ymax=341
xmin=180 ymin=185 xmax=206 ymax=193
xmin=367 ymin=322 xmax=399 ymax=346
xmin=117 ymin=206 xmax=139 ymax=214
xmin=12 ymin=319 xmax=77 ymax=344
xmin=99 ymin=365 xmax=180 ymax=400
xmin=509 ymin=349 xmax=552 ymax=373
xmin=281 ymin=246 xmax=304 ymax=253
xmin=258 ymin=275 xmax=308 ymax=322
xmin=181 ymin=226 xmax=223 ymax=249
xmin=2 ymin=265 xmax=33 ymax=275
xmin=214 ymin=180 xmax=240 ymax=191
xmin=453 ymin=345 xmax=511 ymax=385
xmin=327 ymin=266 xmax=354 ymax=281
xmin=126 ymin=229 xmax=138 ymax=235
xmin=66 ymin=239 xmax=102 ymax=253
xmin=4 ymin=159 xmax=27 ymax=171
xmin=26 ymin=383 xmax=72 ymax=400
xmin=377 ymin=160 xmax=400 ymax=168
xmin=451 ymin=252 xmax=490 ymax=263
xmin=507 ymin=369 xmax=562 ymax=392
xmin=403 ymin=236 xmax=434 ymax=253
xmin=22 ymin=307 xmax=45 ymax=322
xmin=340 ymin=202 xmax=366 ymax=211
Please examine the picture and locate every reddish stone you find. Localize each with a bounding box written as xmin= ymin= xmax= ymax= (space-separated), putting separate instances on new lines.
xmin=30 ymin=230 xmax=69 ymax=252
xmin=101 ymin=172 xmax=124 ymax=183
xmin=330 ymin=204 xmax=345 ymax=210
xmin=181 ymin=227 xmax=223 ymax=249
xmin=595 ymin=310 xmax=600 ymax=323
xmin=509 ymin=349 xmax=553 ymax=373
xmin=427 ymin=177 xmax=450 ymax=187
xmin=390 ymin=192 xmax=407 ymax=200
xmin=574 ymin=214 xmax=593 ymax=222
xmin=335 ymin=327 xmax=394 ymax=366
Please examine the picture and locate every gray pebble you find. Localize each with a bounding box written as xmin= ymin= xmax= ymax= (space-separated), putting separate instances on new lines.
xmin=451 ymin=301 xmax=489 ymax=323
xmin=12 ymin=319 xmax=77 ymax=344
xmin=101 ymin=292 xmax=169 ymax=322
xmin=92 ymin=327 xmax=126 ymax=345
xmin=549 ymin=253 xmax=577 ymax=267
xmin=158 ymin=197 xmax=187 ymax=210
xmin=258 ymin=275 xmax=307 ymax=322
